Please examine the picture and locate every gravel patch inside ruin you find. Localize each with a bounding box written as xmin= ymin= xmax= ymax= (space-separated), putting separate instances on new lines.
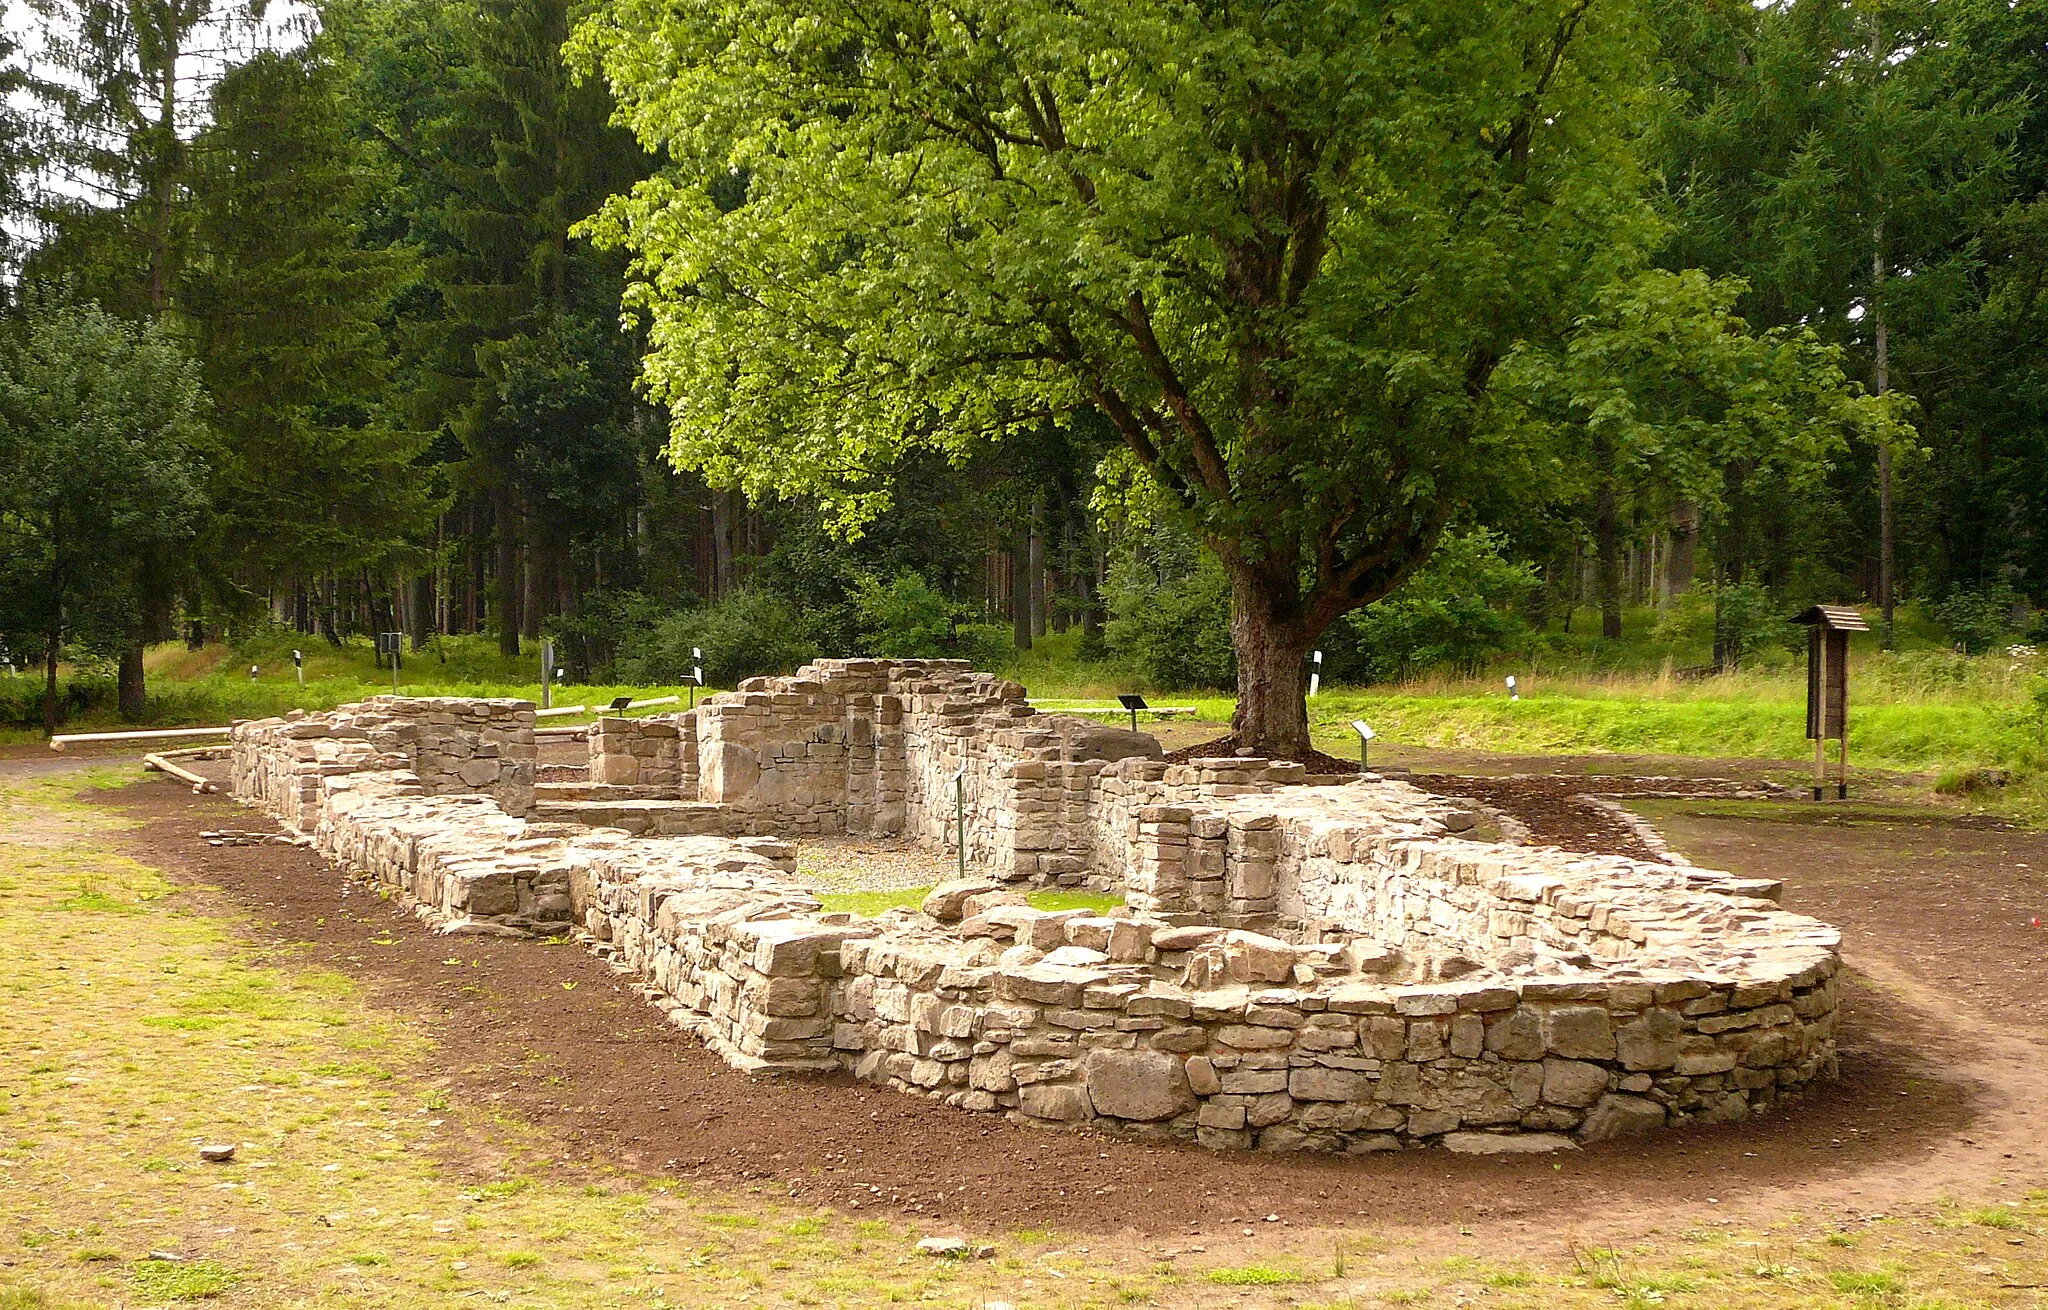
xmin=793 ymin=837 xmax=959 ymax=892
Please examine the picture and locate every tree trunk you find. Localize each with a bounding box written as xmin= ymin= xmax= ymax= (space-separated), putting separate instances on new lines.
xmin=1665 ymin=500 xmax=1698 ymax=601
xmin=494 ymin=486 xmax=520 ymax=656
xmin=1083 ymin=531 xmax=1106 ymax=638
xmin=1027 ymin=497 xmax=1046 ymax=639
xmin=1594 ymin=480 xmax=1623 ymax=640
xmin=118 ymin=639 xmax=147 ymax=721
xmin=710 ymin=489 xmax=735 ymax=598
xmin=1010 ymin=524 xmax=1033 ymax=651
xmin=319 ymin=571 xmax=341 ymax=646
xmin=1873 ymin=226 xmax=1895 ymax=649
xmin=1226 ymin=565 xmax=1313 ymax=758
xmin=520 ymin=543 xmax=540 ymax=643
xmin=43 ymin=628 xmax=60 ymax=739
xmin=412 ymin=574 xmax=434 ymax=651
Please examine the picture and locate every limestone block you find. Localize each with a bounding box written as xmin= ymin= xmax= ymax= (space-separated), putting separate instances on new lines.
xmin=1544 ymin=1005 xmax=1617 ymax=1060
xmin=1576 ymin=1093 xmax=1666 ymax=1141
xmin=1615 ymin=1008 xmax=1682 ymax=1071
xmin=1018 ymin=1082 xmax=1092 ymax=1122
xmin=1540 ymin=1058 xmax=1610 ymax=1108
xmin=1082 ymin=1048 xmax=1194 ymax=1121
xmin=1485 ymin=1009 xmax=1545 ymax=1062
xmin=1288 ymin=1067 xmax=1366 ymax=1101
xmin=923 ymin=879 xmax=1004 ymax=922
xmin=1222 ymin=931 xmax=1296 ymax=983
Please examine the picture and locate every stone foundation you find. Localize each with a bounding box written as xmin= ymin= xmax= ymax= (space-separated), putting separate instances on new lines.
xmin=231 ymin=695 xmax=536 ymax=829
xmin=226 ymin=662 xmax=1842 ymax=1151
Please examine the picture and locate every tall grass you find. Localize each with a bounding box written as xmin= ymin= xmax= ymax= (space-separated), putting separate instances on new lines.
xmin=1310 ymin=648 xmax=2048 ymax=784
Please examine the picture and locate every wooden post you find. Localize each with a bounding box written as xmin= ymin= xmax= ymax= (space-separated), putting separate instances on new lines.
xmin=1837 ymin=644 xmax=1851 ymax=799
xmin=1812 ymin=632 xmax=1827 ymax=802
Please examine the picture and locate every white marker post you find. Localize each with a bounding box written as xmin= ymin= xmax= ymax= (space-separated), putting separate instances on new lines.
xmin=1350 ymin=719 xmax=1375 ymax=772
xmin=1308 ymin=649 xmax=1323 ymax=698
xmin=690 ymin=647 xmax=704 ymax=709
xmin=1505 ymin=675 xmax=1519 ymax=702
xmin=292 ymin=648 xmax=304 ymax=688
xmin=540 ymin=640 xmax=555 ymax=710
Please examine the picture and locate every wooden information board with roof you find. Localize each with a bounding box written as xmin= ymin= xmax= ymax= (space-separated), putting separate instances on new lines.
xmin=1791 ymin=604 xmax=1868 ymax=800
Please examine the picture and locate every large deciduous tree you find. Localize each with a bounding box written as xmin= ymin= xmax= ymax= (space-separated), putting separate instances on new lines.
xmin=572 ymin=0 xmax=1672 ymax=755
xmin=0 ymin=291 xmax=209 ymax=734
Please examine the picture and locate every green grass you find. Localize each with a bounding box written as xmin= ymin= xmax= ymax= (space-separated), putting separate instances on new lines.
xmin=1303 ymin=648 xmax=2048 ymax=821
xmin=1203 ymin=1265 xmax=1307 ymax=1286
xmin=128 ymin=1258 xmax=240 ymax=1301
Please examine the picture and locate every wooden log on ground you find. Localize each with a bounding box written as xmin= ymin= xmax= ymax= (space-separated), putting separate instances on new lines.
xmin=143 ymin=752 xmax=219 ymax=794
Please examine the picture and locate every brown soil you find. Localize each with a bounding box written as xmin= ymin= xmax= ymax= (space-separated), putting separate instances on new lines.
xmin=1410 ymin=773 xmax=1753 ymax=863
xmin=89 ymin=772 xmax=2048 ymax=1241
xmin=1165 ymin=734 xmax=1360 ymax=775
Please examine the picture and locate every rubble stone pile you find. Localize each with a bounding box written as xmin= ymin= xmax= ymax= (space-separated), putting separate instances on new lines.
xmin=226 ymin=662 xmax=1842 ymax=1151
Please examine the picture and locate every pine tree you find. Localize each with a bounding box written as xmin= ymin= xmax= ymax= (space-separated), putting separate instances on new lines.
xmin=25 ymin=0 xmax=283 ymax=711
xmin=180 ymin=44 xmax=441 ymax=627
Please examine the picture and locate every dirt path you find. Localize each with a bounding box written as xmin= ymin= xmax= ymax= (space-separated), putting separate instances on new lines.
xmin=73 ymin=766 xmax=2048 ymax=1251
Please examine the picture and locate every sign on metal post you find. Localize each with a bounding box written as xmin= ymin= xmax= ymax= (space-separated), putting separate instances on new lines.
xmin=1116 ymin=693 xmax=1148 ymax=734
xmin=377 ymin=633 xmax=404 ymax=693
xmin=1350 ymin=719 xmax=1375 ymax=772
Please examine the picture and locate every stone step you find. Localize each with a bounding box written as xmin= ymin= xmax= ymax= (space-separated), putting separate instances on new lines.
xmin=531 ymin=798 xmax=731 ymax=837
xmin=535 ymin=781 xmax=678 ymax=803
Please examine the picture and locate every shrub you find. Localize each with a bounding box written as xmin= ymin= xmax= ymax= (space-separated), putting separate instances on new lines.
xmin=618 ymin=588 xmax=819 ymax=685
xmin=544 ymin=589 xmax=675 ymax=680
xmin=1653 ymin=578 xmax=1793 ymax=669
xmin=952 ymin=622 xmax=1016 ymax=671
xmin=1327 ymin=530 xmax=1536 ymax=684
xmin=1933 ymin=584 xmax=2023 ymax=654
xmin=1104 ymin=554 xmax=1235 ymax=690
xmin=852 ymin=571 xmax=960 ymax=658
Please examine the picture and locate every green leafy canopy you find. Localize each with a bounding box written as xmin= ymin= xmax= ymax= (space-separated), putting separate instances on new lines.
xmin=570 ymin=0 xmax=1661 ymax=583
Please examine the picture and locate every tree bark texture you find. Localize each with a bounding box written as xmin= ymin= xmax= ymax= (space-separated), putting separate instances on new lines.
xmin=1873 ymin=226 xmax=1895 ymax=648
xmin=1027 ymin=497 xmax=1046 ymax=640
xmin=1226 ymin=563 xmax=1313 ymax=757
xmin=494 ymin=486 xmax=520 ymax=656
xmin=43 ymin=629 xmax=60 ymax=739
xmin=1594 ymin=479 xmax=1623 ymax=640
xmin=1666 ymin=500 xmax=1697 ymax=600
xmin=118 ymin=640 xmax=147 ymax=721
xmin=1011 ymin=524 xmax=1033 ymax=650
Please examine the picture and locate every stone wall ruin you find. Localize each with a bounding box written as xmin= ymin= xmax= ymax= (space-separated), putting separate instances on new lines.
xmin=225 ymin=660 xmax=1842 ymax=1151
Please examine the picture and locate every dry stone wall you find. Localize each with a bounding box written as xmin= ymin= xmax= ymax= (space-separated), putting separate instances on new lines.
xmin=232 ymin=696 xmax=536 ymax=829
xmin=227 ymin=670 xmax=1843 ymax=1152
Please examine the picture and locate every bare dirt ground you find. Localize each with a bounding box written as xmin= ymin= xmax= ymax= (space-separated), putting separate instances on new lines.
xmin=69 ymin=754 xmax=2048 ymax=1255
